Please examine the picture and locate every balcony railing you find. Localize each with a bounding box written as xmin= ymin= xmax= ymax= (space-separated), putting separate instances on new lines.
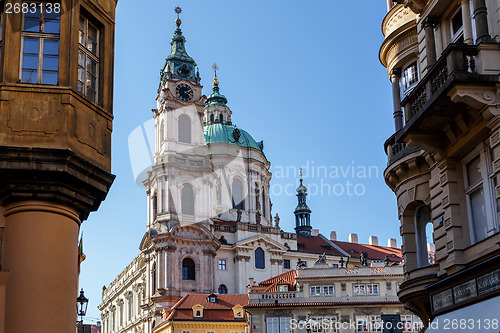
xmin=248 ymin=291 xmax=299 ymax=304
xmin=402 ymin=43 xmax=479 ymax=122
xmin=384 ymin=132 xmax=420 ymax=165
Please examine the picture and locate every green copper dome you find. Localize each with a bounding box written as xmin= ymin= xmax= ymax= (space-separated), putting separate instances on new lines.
xmin=204 ymin=123 xmax=264 ymax=152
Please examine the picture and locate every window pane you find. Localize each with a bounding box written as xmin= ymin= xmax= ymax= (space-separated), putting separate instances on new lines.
xmin=452 ymin=9 xmax=463 ymax=35
xmin=44 ymin=18 xmax=60 ymax=34
xmin=78 ymin=52 xmax=85 ymax=67
xmin=24 ymin=3 xmax=41 ymax=18
xmin=78 ymin=81 xmax=84 ymax=93
xmin=88 ymin=23 xmax=98 ymax=54
xmin=87 ymin=57 xmax=97 ymax=75
xmin=470 ymin=186 xmax=489 ymax=241
xmin=23 ymin=38 xmax=39 ymax=53
xmin=22 ymin=69 xmax=37 ymax=83
xmin=466 ymin=156 xmax=482 ymax=186
xmin=43 ymin=55 xmax=58 ymax=71
xmin=23 ymin=54 xmax=38 ymax=69
xmin=43 ymin=40 xmax=59 ymax=56
xmin=45 ymin=8 xmax=60 ymax=20
xmin=42 ymin=71 xmax=57 ymax=85
xmin=86 ymin=89 xmax=96 ymax=102
xmin=24 ymin=17 xmax=40 ymax=32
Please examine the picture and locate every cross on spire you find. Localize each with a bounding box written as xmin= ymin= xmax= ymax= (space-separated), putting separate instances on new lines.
xmin=212 ymin=63 xmax=219 ymax=86
xmin=175 ymin=6 xmax=182 ymax=19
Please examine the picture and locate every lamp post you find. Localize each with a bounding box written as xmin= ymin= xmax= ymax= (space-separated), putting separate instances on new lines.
xmin=77 ymin=289 xmax=89 ymax=325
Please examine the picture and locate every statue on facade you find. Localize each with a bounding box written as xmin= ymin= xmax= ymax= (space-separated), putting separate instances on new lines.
xmin=360 ymin=251 xmax=368 ymax=266
xmin=339 ymin=257 xmax=345 ymax=268
xmin=296 ymin=259 xmax=307 ymax=269
xmin=255 ymin=184 xmax=261 ymax=211
xmin=384 ymin=255 xmax=391 ymax=267
xmin=255 ymin=210 xmax=261 ymax=224
xmin=236 ymin=209 xmax=242 ymax=222
xmin=315 ymin=253 xmax=327 ymax=264
xmin=215 ymin=177 xmax=222 ymax=204
xmin=274 ymin=213 xmax=280 ymax=228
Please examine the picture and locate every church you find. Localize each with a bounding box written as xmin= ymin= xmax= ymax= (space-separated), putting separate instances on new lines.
xmin=99 ymin=8 xmax=401 ymax=333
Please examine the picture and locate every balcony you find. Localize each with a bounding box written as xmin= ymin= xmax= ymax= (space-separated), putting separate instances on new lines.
xmin=396 ymin=43 xmax=499 ymax=150
xmin=384 ymin=132 xmax=420 ymax=165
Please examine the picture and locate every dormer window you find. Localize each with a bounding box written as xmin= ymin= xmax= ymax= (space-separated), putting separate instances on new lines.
xmin=206 ymin=293 xmax=217 ymax=303
xmin=192 ymin=304 xmax=204 ymax=319
xmin=232 ymin=305 xmax=244 ymax=319
xmin=278 ymin=285 xmax=288 ymax=292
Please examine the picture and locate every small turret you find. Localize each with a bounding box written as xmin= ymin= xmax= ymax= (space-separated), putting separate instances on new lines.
xmin=294 ymin=168 xmax=312 ymax=238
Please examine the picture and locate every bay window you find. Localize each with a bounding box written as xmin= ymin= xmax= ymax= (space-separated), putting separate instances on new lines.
xmin=78 ymin=15 xmax=99 ymax=102
xmin=21 ymin=1 xmax=60 ymax=84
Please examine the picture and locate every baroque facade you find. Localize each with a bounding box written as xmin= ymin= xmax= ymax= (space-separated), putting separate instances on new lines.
xmin=100 ymin=9 xmax=403 ymax=333
xmin=0 ymin=1 xmax=117 ymax=332
xmin=380 ymin=0 xmax=500 ymax=328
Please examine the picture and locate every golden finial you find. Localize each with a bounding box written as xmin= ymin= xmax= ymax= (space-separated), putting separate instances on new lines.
xmin=300 ymin=167 xmax=303 ymax=179
xmin=175 ymin=6 xmax=182 ymax=26
xmin=212 ymin=63 xmax=219 ymax=86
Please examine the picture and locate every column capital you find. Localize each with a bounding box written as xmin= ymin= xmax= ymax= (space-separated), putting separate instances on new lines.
xmin=421 ymin=16 xmax=437 ymax=29
xmin=391 ymin=69 xmax=401 ymax=78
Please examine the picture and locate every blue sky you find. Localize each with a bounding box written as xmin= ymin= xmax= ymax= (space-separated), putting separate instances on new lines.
xmin=79 ymin=0 xmax=399 ymax=322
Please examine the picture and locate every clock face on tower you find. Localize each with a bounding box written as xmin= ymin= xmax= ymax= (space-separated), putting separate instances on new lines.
xmin=175 ymin=83 xmax=194 ymax=102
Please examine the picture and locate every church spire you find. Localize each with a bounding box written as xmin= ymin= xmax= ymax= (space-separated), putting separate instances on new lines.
xmin=294 ymin=168 xmax=312 ymax=238
xmin=205 ymin=63 xmax=228 ymax=107
xmin=160 ymin=7 xmax=197 ymax=83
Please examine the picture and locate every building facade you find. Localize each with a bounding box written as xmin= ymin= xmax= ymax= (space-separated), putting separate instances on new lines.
xmin=0 ymin=1 xmax=117 ymax=332
xmin=100 ymin=8 xmax=404 ymax=333
xmin=246 ymin=261 xmax=422 ymax=333
xmin=380 ymin=0 xmax=500 ymax=328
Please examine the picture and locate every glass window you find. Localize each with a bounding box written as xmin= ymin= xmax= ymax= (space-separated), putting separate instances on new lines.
xmin=323 ymin=285 xmax=334 ymax=296
xmin=451 ymin=8 xmax=464 ymax=42
xmin=283 ymin=259 xmax=291 ymax=269
xmin=182 ymin=258 xmax=195 ymax=280
xmin=21 ymin=1 xmax=60 ymax=85
xmin=218 ymin=259 xmax=226 ymax=270
xmin=218 ymin=284 xmax=228 ymax=294
xmin=255 ymin=247 xmax=265 ymax=269
xmin=401 ymin=62 xmax=418 ymax=94
xmin=267 ymin=317 xmax=291 ymax=333
xmin=78 ymin=16 xmax=99 ymax=102
xmin=310 ymin=286 xmax=322 ymax=296
xmin=464 ymin=148 xmax=498 ymax=244
xmin=353 ymin=284 xmax=365 ymax=295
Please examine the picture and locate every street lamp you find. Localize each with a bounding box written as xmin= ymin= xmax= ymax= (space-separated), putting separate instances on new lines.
xmin=76 ymin=289 xmax=88 ymax=325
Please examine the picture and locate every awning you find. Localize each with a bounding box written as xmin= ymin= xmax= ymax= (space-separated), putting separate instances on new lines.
xmin=425 ymin=296 xmax=500 ymax=332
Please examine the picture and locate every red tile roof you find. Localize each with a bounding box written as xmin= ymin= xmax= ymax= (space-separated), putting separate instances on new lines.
xmin=296 ymin=235 xmax=344 ymax=256
xmin=165 ymin=294 xmax=248 ymax=321
xmin=331 ymin=240 xmax=402 ymax=262
xmin=256 ymin=270 xmax=297 ymax=292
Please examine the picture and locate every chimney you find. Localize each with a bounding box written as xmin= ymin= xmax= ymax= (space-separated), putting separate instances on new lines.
xmin=330 ymin=231 xmax=337 ymax=241
xmin=369 ymin=236 xmax=378 ymax=246
xmin=388 ymin=238 xmax=397 ymax=248
xmin=349 ymin=233 xmax=358 ymax=244
xmin=97 ymin=321 xmax=101 ymax=327
xmin=311 ymin=229 xmax=319 ymax=237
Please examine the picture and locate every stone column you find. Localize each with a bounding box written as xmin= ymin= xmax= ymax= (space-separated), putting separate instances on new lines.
xmin=422 ymin=17 xmax=437 ymax=67
xmin=461 ymin=0 xmax=474 ymax=44
xmin=2 ymin=201 xmax=80 ymax=333
xmin=391 ymin=69 xmax=404 ymax=131
xmin=473 ymin=0 xmax=491 ymax=42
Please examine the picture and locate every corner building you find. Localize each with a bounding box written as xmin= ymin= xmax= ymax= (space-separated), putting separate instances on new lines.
xmin=0 ymin=1 xmax=118 ymax=332
xmin=380 ymin=0 xmax=500 ymax=328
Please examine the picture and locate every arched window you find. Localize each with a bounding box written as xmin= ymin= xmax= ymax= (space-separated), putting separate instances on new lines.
xmin=219 ymin=114 xmax=223 ymax=123
xmin=210 ymin=114 xmax=214 ymax=124
xmin=415 ymin=205 xmax=433 ymax=267
xmin=178 ymin=114 xmax=191 ymax=143
xmin=119 ymin=300 xmax=124 ymax=326
xmin=151 ymin=262 xmax=157 ymax=294
xmin=159 ymin=120 xmax=164 ymax=142
xmin=181 ymin=183 xmax=195 ymax=215
xmin=218 ymin=284 xmax=228 ymax=294
xmin=127 ymin=292 xmax=133 ymax=321
xmin=255 ymin=247 xmax=265 ymax=269
xmin=182 ymin=258 xmax=196 ymax=280
xmin=262 ymin=186 xmax=266 ymax=217
xmin=232 ymin=178 xmax=244 ymax=210
xmin=111 ymin=306 xmax=116 ymax=331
